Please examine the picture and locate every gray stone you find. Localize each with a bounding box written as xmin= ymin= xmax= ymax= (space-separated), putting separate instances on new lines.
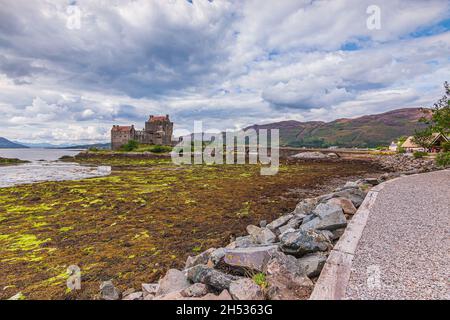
xmin=293 ymin=198 xmax=318 ymax=215
xmin=297 ymin=253 xmax=327 ymax=277
xmin=142 ymin=283 xmax=158 ymax=296
xmin=278 ymin=214 xmax=305 ymax=234
xmin=279 ymin=229 xmax=330 ymax=257
xmin=156 ymin=269 xmax=191 ymax=296
xmin=226 ymin=235 xmax=257 ymax=249
xmin=331 ymin=228 xmax=346 ymax=240
xmin=209 ymin=248 xmax=226 ymax=265
xmin=181 ymin=283 xmax=209 ymax=298
xmin=266 ymin=214 xmax=293 ymax=231
xmin=229 ymin=278 xmax=265 ymax=300
xmin=318 ymin=189 xmax=366 ymax=208
xmin=327 ymin=197 xmax=357 ymax=215
xmin=259 ymin=220 xmax=267 ymax=228
xmin=291 ymin=151 xmax=327 ymax=159
xmin=100 ymin=280 xmax=121 ymax=300
xmin=223 ymin=246 xmax=278 ymax=272
xmin=185 ymin=248 xmax=216 ymax=269
xmin=122 ymin=291 xmax=143 ymax=300
xmin=187 ymin=265 xmax=240 ymax=291
xmin=264 ymin=251 xmax=304 ymax=277
xmin=247 ymin=225 xmax=276 ymax=244
xmin=310 ymin=202 xmax=347 ymax=231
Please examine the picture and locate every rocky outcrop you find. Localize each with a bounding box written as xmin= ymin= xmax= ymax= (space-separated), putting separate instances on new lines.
xmin=375 ymin=154 xmax=438 ymax=173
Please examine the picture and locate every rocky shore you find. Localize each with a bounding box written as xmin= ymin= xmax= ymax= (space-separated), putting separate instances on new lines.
xmin=93 ymin=153 xmax=446 ymax=301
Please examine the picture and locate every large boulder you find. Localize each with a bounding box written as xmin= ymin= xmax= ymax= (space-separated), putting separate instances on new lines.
xmin=222 ymin=246 xmax=278 ymax=272
xmin=327 ymin=197 xmax=357 ymax=215
xmin=185 ymin=248 xmax=216 ymax=269
xmin=187 ymin=265 xmax=240 ymax=291
xmin=156 ymin=269 xmax=191 ymax=296
xmin=100 ymin=280 xmax=121 ymax=300
xmin=246 ymin=225 xmax=276 ymax=244
xmin=229 ymin=278 xmax=265 ymax=300
xmin=297 ymin=252 xmax=327 ymax=278
xmin=279 ymin=229 xmax=330 ymax=257
xmin=304 ymin=202 xmax=347 ymax=231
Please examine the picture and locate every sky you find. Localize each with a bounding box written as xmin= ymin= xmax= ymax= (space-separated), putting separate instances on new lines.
xmin=0 ymin=0 xmax=449 ymax=144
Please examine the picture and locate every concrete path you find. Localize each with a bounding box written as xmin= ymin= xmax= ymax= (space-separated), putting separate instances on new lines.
xmin=345 ymin=170 xmax=450 ymax=299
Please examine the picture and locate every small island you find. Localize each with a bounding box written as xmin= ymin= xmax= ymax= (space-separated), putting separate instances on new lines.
xmin=0 ymin=157 xmax=29 ymax=166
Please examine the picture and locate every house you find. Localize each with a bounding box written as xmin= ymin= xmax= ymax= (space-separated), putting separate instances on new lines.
xmin=401 ymin=133 xmax=449 ymax=153
xmin=388 ymin=141 xmax=398 ymax=152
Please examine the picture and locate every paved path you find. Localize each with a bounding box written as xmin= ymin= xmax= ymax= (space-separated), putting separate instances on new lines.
xmin=345 ymin=170 xmax=450 ymax=299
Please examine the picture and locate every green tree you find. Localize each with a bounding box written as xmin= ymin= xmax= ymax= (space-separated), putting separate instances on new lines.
xmin=414 ymin=81 xmax=450 ymax=147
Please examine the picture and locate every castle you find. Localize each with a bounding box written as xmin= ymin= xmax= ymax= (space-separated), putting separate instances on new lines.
xmin=111 ymin=115 xmax=174 ymax=150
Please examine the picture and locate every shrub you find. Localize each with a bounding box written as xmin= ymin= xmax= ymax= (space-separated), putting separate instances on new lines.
xmin=148 ymin=145 xmax=172 ymax=153
xmin=121 ymin=140 xmax=139 ymax=151
xmin=252 ymin=273 xmax=268 ymax=289
xmin=442 ymin=141 xmax=450 ymax=152
xmin=397 ymin=147 xmax=406 ymax=154
xmin=436 ymin=152 xmax=450 ymax=167
xmin=413 ymin=151 xmax=427 ymax=159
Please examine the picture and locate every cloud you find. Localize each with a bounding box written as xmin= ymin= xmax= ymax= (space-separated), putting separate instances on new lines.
xmin=0 ymin=0 xmax=449 ymax=143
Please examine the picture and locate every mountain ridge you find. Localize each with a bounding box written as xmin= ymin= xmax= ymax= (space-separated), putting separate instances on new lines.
xmin=0 ymin=137 xmax=29 ymax=149
xmin=244 ymin=107 xmax=429 ymax=148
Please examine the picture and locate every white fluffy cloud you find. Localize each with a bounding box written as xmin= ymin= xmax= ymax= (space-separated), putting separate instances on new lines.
xmin=0 ymin=0 xmax=449 ymax=143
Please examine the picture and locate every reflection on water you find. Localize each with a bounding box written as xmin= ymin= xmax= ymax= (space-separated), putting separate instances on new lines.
xmin=0 ymin=149 xmax=111 ymax=188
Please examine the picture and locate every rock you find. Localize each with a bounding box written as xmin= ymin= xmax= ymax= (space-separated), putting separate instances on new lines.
xmin=187 ymin=265 xmax=240 ymax=291
xmin=226 ymin=235 xmax=257 ymax=249
xmin=318 ymin=189 xmax=366 ymax=208
xmin=266 ymin=214 xmax=293 ymax=231
xmin=229 ymin=278 xmax=265 ymax=300
xmin=185 ymin=248 xmax=216 ymax=269
xmin=223 ymin=246 xmax=278 ymax=272
xmin=142 ymin=283 xmax=158 ymax=296
xmin=100 ymin=280 xmax=121 ymax=300
xmin=327 ymin=197 xmax=357 ymax=215
xmin=293 ymin=198 xmax=318 ymax=215
xmin=327 ymin=152 xmax=339 ymax=158
xmin=318 ymin=230 xmax=334 ymax=241
xmin=122 ymin=288 xmax=135 ymax=297
xmin=279 ymin=229 xmax=330 ymax=257
xmin=181 ymin=283 xmax=209 ymax=298
xmin=156 ymin=269 xmax=191 ymax=296
xmin=291 ymin=151 xmax=327 ymax=159
xmin=246 ymin=225 xmax=276 ymax=244
xmin=307 ymin=202 xmax=347 ymax=231
xmin=302 ymin=213 xmax=316 ymax=224
xmin=122 ymin=291 xmax=143 ymax=300
xmin=331 ymin=228 xmax=346 ymax=240
xmin=209 ymin=248 xmax=226 ymax=265
xmin=259 ymin=220 xmax=267 ymax=228
xmin=297 ymin=253 xmax=327 ymax=277
xmin=196 ymin=290 xmax=233 ymax=300
xmin=343 ymin=181 xmax=358 ymax=189
xmin=264 ymin=252 xmax=314 ymax=300
xmin=278 ymin=214 xmax=305 ymax=234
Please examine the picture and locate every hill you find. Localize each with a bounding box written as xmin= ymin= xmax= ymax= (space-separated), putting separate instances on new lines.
xmin=0 ymin=137 xmax=29 ymax=149
xmin=245 ymin=108 xmax=429 ymax=148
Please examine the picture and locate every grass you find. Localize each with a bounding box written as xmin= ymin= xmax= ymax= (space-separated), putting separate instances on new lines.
xmin=0 ymin=156 xmax=383 ymax=299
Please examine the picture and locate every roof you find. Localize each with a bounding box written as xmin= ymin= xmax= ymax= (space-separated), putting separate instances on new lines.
xmin=112 ymin=125 xmax=133 ymax=132
xmin=401 ymin=133 xmax=448 ymax=148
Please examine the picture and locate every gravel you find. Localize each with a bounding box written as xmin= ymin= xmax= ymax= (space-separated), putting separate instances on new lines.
xmin=345 ymin=170 xmax=450 ymax=300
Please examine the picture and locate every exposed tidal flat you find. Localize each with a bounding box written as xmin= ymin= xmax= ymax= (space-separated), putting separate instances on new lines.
xmin=0 ymin=153 xmax=385 ymax=299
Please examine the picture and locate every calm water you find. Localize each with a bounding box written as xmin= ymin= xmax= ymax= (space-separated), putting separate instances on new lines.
xmin=0 ymin=148 xmax=111 ymax=188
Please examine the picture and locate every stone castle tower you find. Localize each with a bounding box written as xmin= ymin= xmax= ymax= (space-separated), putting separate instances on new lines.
xmin=111 ymin=115 xmax=173 ymax=150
